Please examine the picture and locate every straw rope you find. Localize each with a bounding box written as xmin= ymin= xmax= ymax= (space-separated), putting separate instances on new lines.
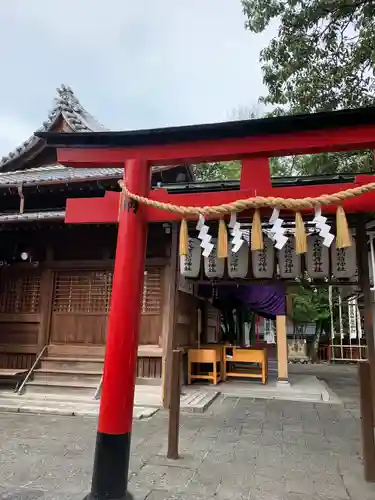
xmin=119 ymin=180 xmax=375 ymax=215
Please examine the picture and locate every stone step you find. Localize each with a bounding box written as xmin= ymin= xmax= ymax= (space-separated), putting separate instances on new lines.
xmin=24 ymin=380 xmax=98 ymax=398
xmin=0 ymin=395 xmax=158 ymax=419
xmin=180 ymin=390 xmax=219 ymax=413
xmin=40 ymin=357 xmax=104 ymax=372
xmin=33 ymin=369 xmax=102 ymax=384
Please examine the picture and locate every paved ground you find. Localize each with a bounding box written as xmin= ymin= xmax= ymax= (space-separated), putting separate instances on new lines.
xmin=0 ymin=363 xmax=374 ymax=500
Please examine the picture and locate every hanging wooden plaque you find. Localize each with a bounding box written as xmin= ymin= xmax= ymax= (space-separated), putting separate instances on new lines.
xmin=306 ymin=234 xmax=329 ymax=278
xmin=228 ymin=242 xmax=249 ymax=278
xmin=180 ymin=238 xmax=201 ymax=278
xmin=278 ymin=237 xmax=301 ymax=279
xmin=204 ymin=238 xmax=225 ymax=279
xmin=251 ymin=237 xmax=275 ymax=279
xmin=348 ymin=296 xmax=357 ymax=339
xmin=331 ymin=236 xmax=357 ymax=279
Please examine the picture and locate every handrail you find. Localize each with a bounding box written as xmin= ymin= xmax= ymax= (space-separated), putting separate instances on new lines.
xmin=94 ymin=375 xmax=103 ymax=400
xmin=17 ymin=345 xmax=48 ymax=394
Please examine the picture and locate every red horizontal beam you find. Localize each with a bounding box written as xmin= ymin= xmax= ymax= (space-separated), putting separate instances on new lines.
xmin=65 ymin=176 xmax=375 ymax=224
xmin=57 ymin=123 xmax=375 ymax=167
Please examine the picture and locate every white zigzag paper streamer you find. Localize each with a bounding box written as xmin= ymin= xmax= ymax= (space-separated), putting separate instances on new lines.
xmin=228 ymin=213 xmax=244 ymax=253
xmin=268 ymin=207 xmax=288 ymax=250
xmin=196 ymin=214 xmax=214 ymax=257
xmin=313 ymin=205 xmax=334 ymax=247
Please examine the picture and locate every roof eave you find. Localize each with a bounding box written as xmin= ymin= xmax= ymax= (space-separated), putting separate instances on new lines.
xmin=36 ymin=106 xmax=375 ymax=149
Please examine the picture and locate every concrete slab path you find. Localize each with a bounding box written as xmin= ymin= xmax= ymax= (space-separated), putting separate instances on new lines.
xmin=0 ymin=363 xmax=374 ymax=500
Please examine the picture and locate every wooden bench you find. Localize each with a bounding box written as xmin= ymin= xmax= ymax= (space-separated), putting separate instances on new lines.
xmin=223 ymin=346 xmax=268 ymax=384
xmin=188 ymin=348 xmax=222 ymax=385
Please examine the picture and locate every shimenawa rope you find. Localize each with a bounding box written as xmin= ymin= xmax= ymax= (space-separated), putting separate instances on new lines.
xmin=118 ymin=180 xmax=375 ymax=215
xmin=118 ymin=180 xmax=373 ymax=254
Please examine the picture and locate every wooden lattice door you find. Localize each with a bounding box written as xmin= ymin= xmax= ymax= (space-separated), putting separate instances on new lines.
xmin=140 ymin=267 xmax=164 ymax=345
xmin=0 ymin=269 xmax=42 ymax=349
xmin=50 ymin=270 xmax=113 ymax=345
xmin=49 ymin=266 xmax=164 ymax=346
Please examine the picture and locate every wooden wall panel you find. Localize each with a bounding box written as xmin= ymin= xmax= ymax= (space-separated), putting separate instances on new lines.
xmin=175 ymin=291 xmax=198 ymax=348
xmin=136 ymin=357 xmax=162 ymax=378
xmin=0 ymin=353 xmax=35 ymax=370
xmin=50 ymin=314 xmax=108 ymax=344
xmin=0 ymin=322 xmax=39 ymax=345
xmin=206 ymin=304 xmax=220 ymax=343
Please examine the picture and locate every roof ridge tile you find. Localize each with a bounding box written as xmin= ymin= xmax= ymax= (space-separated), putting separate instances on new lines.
xmin=0 ymin=84 xmax=107 ymax=169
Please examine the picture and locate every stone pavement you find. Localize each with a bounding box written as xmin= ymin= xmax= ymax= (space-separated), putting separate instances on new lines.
xmin=0 ymin=364 xmax=374 ymax=500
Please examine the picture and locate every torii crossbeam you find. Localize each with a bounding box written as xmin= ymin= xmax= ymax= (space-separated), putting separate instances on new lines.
xmin=38 ymin=106 xmax=375 ymax=499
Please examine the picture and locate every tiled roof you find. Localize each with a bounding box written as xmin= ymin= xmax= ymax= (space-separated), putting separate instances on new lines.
xmin=0 ymin=210 xmax=65 ymax=223
xmin=0 ymin=163 xmax=178 ymax=187
xmin=0 ymin=164 xmax=123 ymax=187
xmin=0 ymin=85 xmax=107 ymax=169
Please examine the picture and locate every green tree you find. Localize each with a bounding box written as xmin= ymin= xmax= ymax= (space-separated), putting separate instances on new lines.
xmin=192 ymin=161 xmax=241 ymax=181
xmin=241 ymin=0 xmax=375 ymax=176
xmin=270 ymin=150 xmax=374 ymax=177
xmin=290 ymin=285 xmax=331 ymax=361
xmin=241 ymin=0 xmax=375 ymax=113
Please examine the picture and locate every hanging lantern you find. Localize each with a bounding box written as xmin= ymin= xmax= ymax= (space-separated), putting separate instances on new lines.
xmin=306 ymin=234 xmax=329 ymax=278
xmin=251 ymin=236 xmax=275 ymax=279
xmin=331 ymin=234 xmax=356 ymax=279
xmin=204 ymin=238 xmax=225 ymax=279
xmin=228 ymin=241 xmax=249 ymax=278
xmin=180 ymin=238 xmax=201 ymax=277
xmin=278 ymin=237 xmax=301 ymax=279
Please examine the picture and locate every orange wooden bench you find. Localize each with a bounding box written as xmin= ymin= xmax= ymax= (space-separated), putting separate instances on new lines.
xmin=223 ymin=346 xmax=268 ymax=384
xmin=188 ymin=348 xmax=222 ymax=385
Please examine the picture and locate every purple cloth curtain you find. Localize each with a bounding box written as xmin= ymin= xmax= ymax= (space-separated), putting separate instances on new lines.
xmin=197 ymin=284 xmax=286 ymax=317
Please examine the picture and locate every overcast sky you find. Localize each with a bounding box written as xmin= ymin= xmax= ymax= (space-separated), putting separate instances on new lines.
xmin=0 ymin=1 xmax=277 ymax=157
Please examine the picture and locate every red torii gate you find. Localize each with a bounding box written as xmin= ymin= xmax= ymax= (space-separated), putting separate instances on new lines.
xmin=39 ymin=106 xmax=375 ymax=500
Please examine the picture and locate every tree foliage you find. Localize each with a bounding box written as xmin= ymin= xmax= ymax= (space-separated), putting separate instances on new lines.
xmin=290 ymin=285 xmax=330 ymax=326
xmin=241 ymin=0 xmax=375 ymax=176
xmin=241 ymin=0 xmax=375 ymax=113
xmin=192 ymin=161 xmax=241 ymax=181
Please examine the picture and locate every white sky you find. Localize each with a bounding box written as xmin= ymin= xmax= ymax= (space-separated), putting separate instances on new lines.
xmin=0 ymin=0 xmax=277 ymax=157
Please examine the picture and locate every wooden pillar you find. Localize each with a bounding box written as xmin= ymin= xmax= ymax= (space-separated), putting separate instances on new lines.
xmin=167 ymin=349 xmax=181 ymax=460
xmin=37 ymin=268 xmax=54 ymax=350
xmin=359 ymin=362 xmax=375 ymax=481
xmin=356 ymin=216 xmax=375 ymax=413
xmin=286 ymin=288 xmax=294 ymax=337
xmin=276 ymin=315 xmax=289 ymax=383
xmin=161 ymin=223 xmax=178 ymax=409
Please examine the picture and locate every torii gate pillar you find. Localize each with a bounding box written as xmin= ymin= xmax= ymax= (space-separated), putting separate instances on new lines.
xmin=87 ymin=159 xmax=150 ymax=500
